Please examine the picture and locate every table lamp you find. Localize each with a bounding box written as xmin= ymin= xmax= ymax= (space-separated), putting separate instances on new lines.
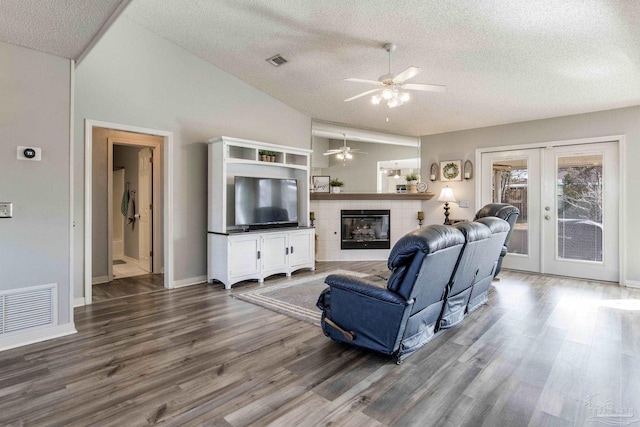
xmin=437 ymin=186 xmax=456 ymax=225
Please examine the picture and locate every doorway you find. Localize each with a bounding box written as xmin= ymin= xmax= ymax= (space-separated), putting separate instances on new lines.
xmin=84 ymin=120 xmax=174 ymax=305
xmin=480 ymin=141 xmax=620 ymax=282
xmin=109 ymin=143 xmax=157 ymax=281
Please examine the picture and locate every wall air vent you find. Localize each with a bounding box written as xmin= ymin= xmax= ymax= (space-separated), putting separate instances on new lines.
xmin=0 ymin=284 xmax=56 ymax=335
xmin=266 ymin=54 xmax=288 ymax=67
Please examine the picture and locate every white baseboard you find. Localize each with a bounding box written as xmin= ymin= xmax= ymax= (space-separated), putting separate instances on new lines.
xmin=73 ymin=297 xmax=86 ymax=307
xmin=625 ymin=279 xmax=640 ymax=289
xmin=173 ymin=275 xmax=207 ymax=288
xmin=0 ymin=323 xmax=77 ymax=352
xmin=92 ymin=275 xmax=109 ymax=285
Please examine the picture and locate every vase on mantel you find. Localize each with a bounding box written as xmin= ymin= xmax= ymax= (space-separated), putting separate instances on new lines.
xmin=332 ymin=186 xmax=341 ymax=194
xmin=407 ymin=181 xmax=418 ymax=193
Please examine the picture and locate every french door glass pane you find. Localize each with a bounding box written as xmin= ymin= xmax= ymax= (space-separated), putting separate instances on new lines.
xmin=556 ymin=154 xmax=603 ymax=262
xmin=492 ymin=159 xmax=528 ymax=254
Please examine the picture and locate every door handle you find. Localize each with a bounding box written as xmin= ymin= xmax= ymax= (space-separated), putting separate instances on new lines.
xmin=290 ymin=246 xmax=294 ymax=254
xmin=285 ymin=247 xmax=289 ymax=255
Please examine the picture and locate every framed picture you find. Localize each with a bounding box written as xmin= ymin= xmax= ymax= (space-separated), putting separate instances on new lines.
xmin=440 ymin=160 xmax=462 ymax=182
xmin=312 ymin=175 xmax=330 ymax=193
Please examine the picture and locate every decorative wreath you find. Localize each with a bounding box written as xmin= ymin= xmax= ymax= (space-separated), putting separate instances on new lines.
xmin=442 ymin=162 xmax=460 ymax=180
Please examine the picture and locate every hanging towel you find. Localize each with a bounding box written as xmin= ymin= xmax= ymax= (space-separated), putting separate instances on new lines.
xmin=121 ymin=182 xmax=130 ymax=217
xmin=127 ymin=191 xmax=136 ymax=225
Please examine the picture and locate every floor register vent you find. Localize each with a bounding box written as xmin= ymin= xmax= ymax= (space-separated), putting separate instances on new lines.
xmin=0 ymin=284 xmax=56 ymax=335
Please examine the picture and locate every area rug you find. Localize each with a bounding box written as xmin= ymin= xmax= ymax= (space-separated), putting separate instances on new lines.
xmin=233 ymin=270 xmax=385 ymax=326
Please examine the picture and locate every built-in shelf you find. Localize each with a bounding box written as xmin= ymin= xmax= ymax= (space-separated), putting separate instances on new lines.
xmin=310 ymin=192 xmax=434 ymax=201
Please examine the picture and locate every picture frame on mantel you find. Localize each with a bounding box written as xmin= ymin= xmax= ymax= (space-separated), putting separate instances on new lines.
xmin=440 ymin=160 xmax=462 ymax=182
xmin=312 ymin=175 xmax=330 ymax=193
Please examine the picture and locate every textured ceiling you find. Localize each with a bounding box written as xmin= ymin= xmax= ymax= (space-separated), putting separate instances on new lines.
xmin=2 ymin=0 xmax=639 ymax=136
xmin=123 ymin=0 xmax=640 ymax=136
xmin=0 ymin=0 xmax=125 ymax=59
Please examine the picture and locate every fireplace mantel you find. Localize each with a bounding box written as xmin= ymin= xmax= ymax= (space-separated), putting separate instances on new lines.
xmin=310 ymin=192 xmax=434 ymax=201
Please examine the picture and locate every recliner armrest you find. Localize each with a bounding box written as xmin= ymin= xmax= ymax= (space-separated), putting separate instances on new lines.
xmin=325 ymin=274 xmax=407 ymax=305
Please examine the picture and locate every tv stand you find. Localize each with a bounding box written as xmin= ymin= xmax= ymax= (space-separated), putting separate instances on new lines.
xmin=206 ymin=137 xmax=314 ymax=289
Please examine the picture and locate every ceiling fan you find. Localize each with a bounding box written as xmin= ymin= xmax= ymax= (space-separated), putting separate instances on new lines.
xmin=344 ymin=43 xmax=446 ymax=108
xmin=323 ymin=133 xmax=367 ymax=160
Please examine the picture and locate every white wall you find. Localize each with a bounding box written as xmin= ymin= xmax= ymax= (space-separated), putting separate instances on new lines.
xmin=74 ymin=17 xmax=311 ymax=296
xmin=421 ymin=105 xmax=640 ymax=283
xmin=0 ymin=41 xmax=72 ymax=325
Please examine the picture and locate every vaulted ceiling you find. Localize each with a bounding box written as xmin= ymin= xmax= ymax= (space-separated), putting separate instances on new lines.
xmin=2 ymin=0 xmax=640 ymax=136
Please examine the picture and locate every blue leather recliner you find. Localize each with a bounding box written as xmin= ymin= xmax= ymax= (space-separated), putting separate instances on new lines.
xmin=473 ymin=203 xmax=520 ymax=278
xmin=316 ymin=215 xmax=510 ymax=362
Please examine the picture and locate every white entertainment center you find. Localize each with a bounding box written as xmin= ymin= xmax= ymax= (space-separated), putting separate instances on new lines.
xmin=206 ymin=136 xmax=315 ymax=289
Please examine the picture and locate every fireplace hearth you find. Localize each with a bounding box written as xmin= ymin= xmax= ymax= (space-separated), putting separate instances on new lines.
xmin=341 ymin=210 xmax=390 ymax=250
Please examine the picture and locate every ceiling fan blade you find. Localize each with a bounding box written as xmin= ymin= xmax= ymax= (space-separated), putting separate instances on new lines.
xmin=344 ymin=78 xmax=383 ymax=85
xmin=323 ymin=149 xmax=342 ymax=155
xmin=403 ymin=83 xmax=447 ymax=92
xmin=344 ymin=88 xmax=380 ymax=102
xmin=392 ymin=67 xmax=421 ymax=83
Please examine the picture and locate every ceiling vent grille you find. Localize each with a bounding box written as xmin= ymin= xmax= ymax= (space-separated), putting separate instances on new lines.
xmin=266 ymin=54 xmax=288 ymax=67
xmin=0 ymin=284 xmax=56 ymax=335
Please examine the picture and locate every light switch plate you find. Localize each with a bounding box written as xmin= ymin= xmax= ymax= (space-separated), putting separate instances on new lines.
xmin=459 ymin=200 xmax=470 ymax=208
xmin=17 ymin=146 xmax=42 ymax=161
xmin=0 ymin=202 xmax=12 ymax=218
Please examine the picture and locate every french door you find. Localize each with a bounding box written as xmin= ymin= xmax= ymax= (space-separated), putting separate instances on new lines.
xmin=481 ymin=142 xmax=619 ymax=282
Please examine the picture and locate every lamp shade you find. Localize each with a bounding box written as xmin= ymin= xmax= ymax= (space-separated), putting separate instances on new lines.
xmin=437 ymin=187 xmax=456 ymax=202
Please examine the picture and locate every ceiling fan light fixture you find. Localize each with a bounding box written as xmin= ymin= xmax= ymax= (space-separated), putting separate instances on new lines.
xmin=344 ymin=43 xmax=446 ymax=108
xmin=337 ymin=153 xmax=344 ymax=160
xmin=345 ymin=152 xmax=353 ymax=159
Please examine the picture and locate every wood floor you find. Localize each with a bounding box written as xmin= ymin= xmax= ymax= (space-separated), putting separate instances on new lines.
xmin=1 ymin=262 xmax=639 ymax=426
xmin=92 ymin=273 xmax=165 ymax=302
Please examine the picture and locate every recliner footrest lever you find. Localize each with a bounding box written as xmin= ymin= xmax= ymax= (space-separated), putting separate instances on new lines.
xmin=325 ymin=318 xmax=355 ymax=341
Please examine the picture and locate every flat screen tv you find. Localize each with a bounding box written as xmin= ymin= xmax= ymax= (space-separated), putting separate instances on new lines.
xmin=234 ymin=176 xmax=298 ymax=229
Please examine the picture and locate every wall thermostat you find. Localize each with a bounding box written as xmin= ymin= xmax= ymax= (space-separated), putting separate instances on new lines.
xmin=17 ymin=146 xmax=42 ymax=161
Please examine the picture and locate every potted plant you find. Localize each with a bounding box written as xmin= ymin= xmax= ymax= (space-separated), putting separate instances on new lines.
xmin=269 ymin=151 xmax=277 ymax=162
xmin=329 ymin=178 xmax=344 ymax=193
xmin=405 ymin=173 xmax=419 ymax=193
xmin=259 ymin=150 xmax=268 ymax=162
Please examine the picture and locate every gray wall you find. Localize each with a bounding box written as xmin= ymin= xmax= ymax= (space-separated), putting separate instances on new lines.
xmin=311 ymin=136 xmax=329 ymax=169
xmin=421 ymin=105 xmax=640 ymax=283
xmin=74 ymin=17 xmax=311 ymax=297
xmin=0 ymin=41 xmax=71 ymax=324
xmin=113 ymin=145 xmax=140 ymax=260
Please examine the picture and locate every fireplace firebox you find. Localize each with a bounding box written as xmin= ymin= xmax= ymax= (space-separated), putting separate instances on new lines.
xmin=341 ymin=210 xmax=390 ymax=250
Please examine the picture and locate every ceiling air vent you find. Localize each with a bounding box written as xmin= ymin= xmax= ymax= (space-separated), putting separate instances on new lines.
xmin=266 ymin=54 xmax=288 ymax=67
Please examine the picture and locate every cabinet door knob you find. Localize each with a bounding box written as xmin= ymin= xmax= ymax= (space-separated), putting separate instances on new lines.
xmin=290 ymin=246 xmax=294 ymax=254
xmin=257 ymin=250 xmax=261 ymax=259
